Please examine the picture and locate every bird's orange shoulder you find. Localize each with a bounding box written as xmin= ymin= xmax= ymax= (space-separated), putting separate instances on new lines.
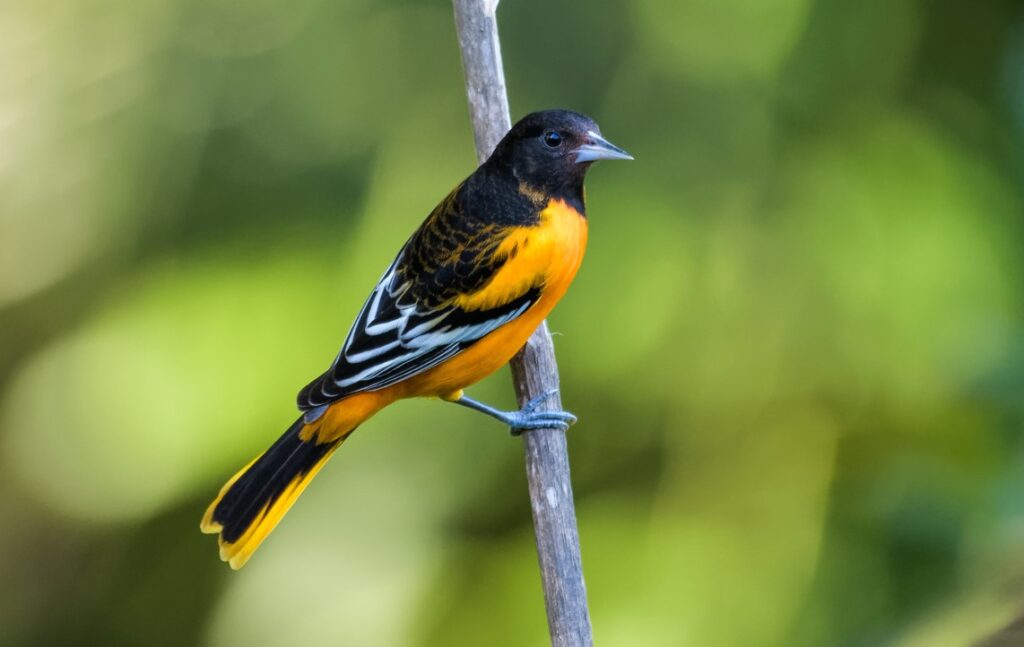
xmin=454 ymin=198 xmax=587 ymax=312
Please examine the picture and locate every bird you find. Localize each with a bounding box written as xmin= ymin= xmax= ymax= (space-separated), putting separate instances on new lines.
xmin=200 ymin=109 xmax=632 ymax=569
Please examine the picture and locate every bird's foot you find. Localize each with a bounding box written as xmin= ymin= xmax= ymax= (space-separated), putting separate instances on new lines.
xmin=453 ymin=389 xmax=577 ymax=436
xmin=504 ymin=408 xmax=578 ymax=435
xmin=504 ymin=389 xmax=577 ymax=436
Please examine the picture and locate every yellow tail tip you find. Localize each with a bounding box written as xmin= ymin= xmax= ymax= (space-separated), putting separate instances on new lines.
xmin=220 ymin=537 xmax=252 ymax=570
xmin=199 ymin=511 xmax=222 ymax=534
xmin=200 ymin=435 xmax=341 ymax=570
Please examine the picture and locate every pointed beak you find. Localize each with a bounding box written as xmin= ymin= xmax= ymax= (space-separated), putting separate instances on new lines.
xmin=574 ymin=130 xmax=634 ymax=164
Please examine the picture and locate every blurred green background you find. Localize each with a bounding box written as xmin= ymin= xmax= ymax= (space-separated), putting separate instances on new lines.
xmin=3 ymin=0 xmax=1024 ymax=645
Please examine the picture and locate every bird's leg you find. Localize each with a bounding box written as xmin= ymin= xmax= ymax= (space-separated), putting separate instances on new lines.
xmin=451 ymin=389 xmax=577 ymax=436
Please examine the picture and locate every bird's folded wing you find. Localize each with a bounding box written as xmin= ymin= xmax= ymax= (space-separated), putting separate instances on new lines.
xmin=297 ymin=196 xmax=540 ymax=410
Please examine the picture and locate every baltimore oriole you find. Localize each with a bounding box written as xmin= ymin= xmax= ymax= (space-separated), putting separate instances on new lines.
xmin=200 ymin=110 xmax=632 ymax=568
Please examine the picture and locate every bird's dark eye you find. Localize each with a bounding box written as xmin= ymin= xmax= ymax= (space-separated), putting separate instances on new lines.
xmin=543 ymin=130 xmax=563 ymax=148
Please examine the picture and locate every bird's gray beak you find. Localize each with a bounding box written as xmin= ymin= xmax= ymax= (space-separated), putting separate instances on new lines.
xmin=574 ymin=130 xmax=634 ymax=164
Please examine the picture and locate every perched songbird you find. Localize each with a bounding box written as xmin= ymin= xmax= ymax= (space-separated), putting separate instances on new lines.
xmin=200 ymin=110 xmax=632 ymax=568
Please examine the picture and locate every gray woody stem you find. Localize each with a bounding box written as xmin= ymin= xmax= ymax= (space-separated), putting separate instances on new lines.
xmin=451 ymin=1 xmax=594 ymax=646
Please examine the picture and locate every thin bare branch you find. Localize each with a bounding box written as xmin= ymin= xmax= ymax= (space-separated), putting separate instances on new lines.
xmin=451 ymin=1 xmax=594 ymax=645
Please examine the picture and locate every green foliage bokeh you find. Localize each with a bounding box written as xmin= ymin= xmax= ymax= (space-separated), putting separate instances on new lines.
xmin=2 ymin=0 xmax=1024 ymax=645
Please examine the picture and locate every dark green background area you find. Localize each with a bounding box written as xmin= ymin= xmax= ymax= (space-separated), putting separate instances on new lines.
xmin=3 ymin=0 xmax=1024 ymax=645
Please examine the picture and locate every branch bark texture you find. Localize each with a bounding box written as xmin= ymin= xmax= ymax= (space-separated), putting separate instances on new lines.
xmin=451 ymin=1 xmax=594 ymax=645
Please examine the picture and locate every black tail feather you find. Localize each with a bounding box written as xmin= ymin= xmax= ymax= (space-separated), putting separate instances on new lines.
xmin=204 ymin=416 xmax=340 ymax=545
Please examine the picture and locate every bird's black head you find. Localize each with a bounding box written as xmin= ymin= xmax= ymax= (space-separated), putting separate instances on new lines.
xmin=484 ymin=110 xmax=632 ymax=210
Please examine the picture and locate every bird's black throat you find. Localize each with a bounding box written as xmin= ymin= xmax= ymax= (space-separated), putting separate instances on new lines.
xmin=460 ymin=156 xmax=586 ymax=227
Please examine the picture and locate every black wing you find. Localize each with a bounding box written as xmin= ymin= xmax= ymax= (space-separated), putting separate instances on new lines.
xmin=297 ymin=190 xmax=541 ymax=411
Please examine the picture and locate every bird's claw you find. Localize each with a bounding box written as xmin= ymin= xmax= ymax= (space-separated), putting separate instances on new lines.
xmin=522 ymin=388 xmax=561 ymax=414
xmin=451 ymin=389 xmax=576 ymax=436
xmin=508 ymin=390 xmax=577 ymax=435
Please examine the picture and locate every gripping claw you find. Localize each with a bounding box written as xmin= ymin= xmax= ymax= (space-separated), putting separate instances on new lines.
xmin=453 ymin=389 xmax=577 ymax=435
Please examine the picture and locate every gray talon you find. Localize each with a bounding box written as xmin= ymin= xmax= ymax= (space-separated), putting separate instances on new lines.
xmin=452 ymin=391 xmax=575 ymax=437
xmin=506 ymin=407 xmax=577 ymax=436
xmin=522 ymin=389 xmax=561 ymax=414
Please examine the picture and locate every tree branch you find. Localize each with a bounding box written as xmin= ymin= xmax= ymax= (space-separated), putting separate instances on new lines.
xmin=451 ymin=1 xmax=594 ymax=645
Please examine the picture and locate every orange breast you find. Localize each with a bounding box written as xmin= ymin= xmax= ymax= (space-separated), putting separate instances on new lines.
xmin=397 ymin=198 xmax=588 ymax=399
